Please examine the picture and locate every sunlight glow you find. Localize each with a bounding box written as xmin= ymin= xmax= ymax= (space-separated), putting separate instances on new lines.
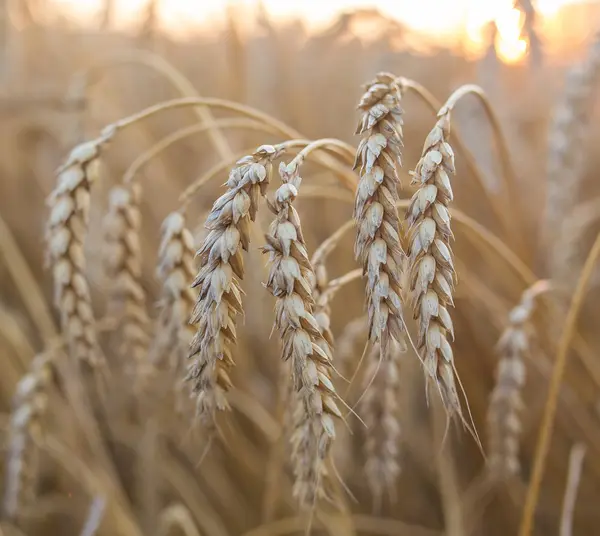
xmin=51 ymin=0 xmax=582 ymax=64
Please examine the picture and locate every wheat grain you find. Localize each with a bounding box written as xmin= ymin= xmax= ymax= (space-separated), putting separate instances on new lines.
xmin=3 ymin=352 xmax=54 ymax=522
xmin=102 ymin=183 xmax=150 ymax=369
xmin=187 ymin=144 xmax=281 ymax=427
xmin=487 ymin=280 xmax=549 ymax=478
xmin=45 ymin=140 xmax=107 ymax=367
xmin=405 ymin=110 xmax=460 ymax=416
xmin=262 ymin=159 xmax=342 ymax=509
xmin=354 ymin=72 xmax=405 ymax=355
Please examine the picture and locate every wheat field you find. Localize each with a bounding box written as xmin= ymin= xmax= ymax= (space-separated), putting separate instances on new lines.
xmin=2 ymin=2 xmax=600 ymax=536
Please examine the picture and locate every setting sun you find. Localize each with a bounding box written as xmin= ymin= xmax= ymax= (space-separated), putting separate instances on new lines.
xmin=51 ymin=0 xmax=581 ymax=64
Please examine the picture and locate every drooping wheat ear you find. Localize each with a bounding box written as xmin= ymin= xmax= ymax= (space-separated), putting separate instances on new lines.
xmin=3 ymin=352 xmax=54 ymax=522
xmin=487 ymin=280 xmax=550 ymax=479
xmin=102 ymin=183 xmax=150 ymax=368
xmin=360 ymin=340 xmax=402 ymax=509
xmin=46 ymin=140 xmax=108 ymax=367
xmin=153 ymin=212 xmax=197 ymax=370
xmin=262 ymin=159 xmax=342 ymax=509
xmin=545 ymin=30 xmax=600 ymax=269
xmin=405 ymin=110 xmax=460 ymax=416
xmin=187 ymin=145 xmax=281 ymax=427
xmin=353 ymin=72 xmax=406 ymax=355
xmin=152 ymin=212 xmax=197 ymax=412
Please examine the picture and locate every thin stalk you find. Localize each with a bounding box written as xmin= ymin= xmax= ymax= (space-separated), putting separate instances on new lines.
xmin=179 ymin=140 xmax=356 ymax=208
xmin=399 ymin=78 xmax=525 ymax=260
xmin=0 ymin=212 xmax=57 ymax=343
xmin=68 ymin=49 xmax=233 ymax=160
xmin=439 ymin=84 xmax=526 ymax=261
xmin=123 ymin=118 xmax=281 ymax=184
xmin=95 ymin=97 xmax=356 ymax=189
xmin=559 ymin=443 xmax=586 ymax=536
xmin=518 ymin=233 xmax=600 ymax=536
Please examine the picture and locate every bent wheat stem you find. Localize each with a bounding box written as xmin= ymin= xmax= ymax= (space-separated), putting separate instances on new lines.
xmin=519 ymin=233 xmax=600 ymax=536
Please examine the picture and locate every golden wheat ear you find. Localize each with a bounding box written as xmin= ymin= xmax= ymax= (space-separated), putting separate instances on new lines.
xmin=46 ymin=140 xmax=107 ymax=369
xmin=262 ymin=157 xmax=342 ymax=511
xmin=360 ymin=339 xmax=403 ymax=510
xmin=405 ymin=110 xmax=461 ymax=417
xmin=354 ymin=73 xmax=406 ymax=356
xmin=487 ymin=280 xmax=550 ymax=479
xmin=101 ymin=183 xmax=150 ymax=372
xmin=186 ymin=145 xmax=281 ymax=429
xmin=150 ymin=211 xmax=197 ymax=413
xmin=3 ymin=352 xmax=55 ymax=523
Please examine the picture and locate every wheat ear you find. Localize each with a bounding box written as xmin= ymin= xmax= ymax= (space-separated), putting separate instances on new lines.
xmin=3 ymin=353 xmax=54 ymax=522
xmin=102 ymin=183 xmax=150 ymax=367
xmin=545 ymin=30 xmax=600 ymax=268
xmin=262 ymin=159 xmax=342 ymax=509
xmin=187 ymin=145 xmax=281 ymax=427
xmin=354 ymin=72 xmax=406 ymax=354
xmin=151 ymin=212 xmax=197 ymax=411
xmin=46 ymin=140 xmax=107 ymax=367
xmin=360 ymin=340 xmax=402 ymax=509
xmin=405 ymin=110 xmax=459 ymax=415
xmin=487 ymin=280 xmax=550 ymax=478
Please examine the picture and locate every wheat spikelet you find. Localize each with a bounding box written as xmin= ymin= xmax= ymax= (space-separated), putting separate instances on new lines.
xmin=187 ymin=145 xmax=280 ymax=427
xmin=405 ymin=110 xmax=460 ymax=416
xmin=102 ymin=183 xmax=150 ymax=367
xmin=360 ymin=341 xmax=402 ymax=508
xmin=262 ymin=159 xmax=342 ymax=509
xmin=45 ymin=140 xmax=105 ymax=367
xmin=487 ymin=281 xmax=548 ymax=478
xmin=545 ymin=30 xmax=600 ymax=268
xmin=353 ymin=72 xmax=405 ymax=355
xmin=3 ymin=353 xmax=53 ymax=522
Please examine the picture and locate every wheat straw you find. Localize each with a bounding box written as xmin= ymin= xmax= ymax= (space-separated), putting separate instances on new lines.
xmin=487 ymin=280 xmax=550 ymax=478
xmin=262 ymin=158 xmax=342 ymax=509
xmin=354 ymin=72 xmax=406 ymax=355
xmin=187 ymin=145 xmax=281 ymax=427
xmin=559 ymin=443 xmax=586 ymax=536
xmin=519 ymin=233 xmax=600 ymax=536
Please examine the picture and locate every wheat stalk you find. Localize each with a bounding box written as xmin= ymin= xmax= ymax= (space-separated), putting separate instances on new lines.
xmin=262 ymin=158 xmax=342 ymax=509
xmin=45 ymin=139 xmax=109 ymax=367
xmin=354 ymin=72 xmax=405 ymax=355
xmin=102 ymin=183 xmax=150 ymax=369
xmin=3 ymin=352 xmax=54 ymax=522
xmin=487 ymin=281 xmax=550 ymax=478
xmin=405 ymin=109 xmax=460 ymax=415
xmin=187 ymin=145 xmax=281 ymax=427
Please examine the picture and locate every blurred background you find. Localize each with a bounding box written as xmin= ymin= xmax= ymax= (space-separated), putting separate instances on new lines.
xmin=1 ymin=1 xmax=600 ymax=535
